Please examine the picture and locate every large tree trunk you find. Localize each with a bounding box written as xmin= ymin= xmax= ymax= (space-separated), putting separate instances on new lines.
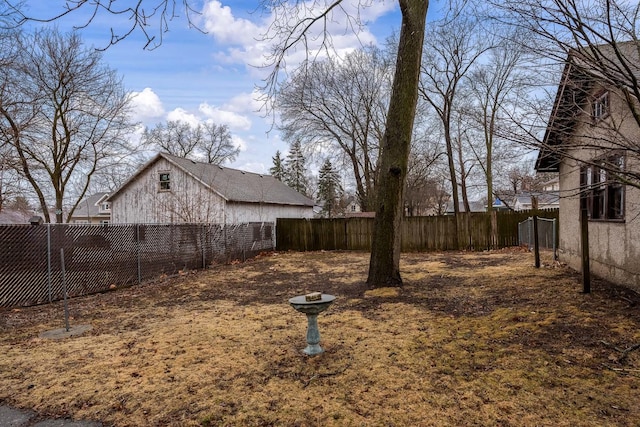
xmin=366 ymin=0 xmax=428 ymax=288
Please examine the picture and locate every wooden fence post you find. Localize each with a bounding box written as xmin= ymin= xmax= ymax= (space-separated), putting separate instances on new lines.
xmin=490 ymin=210 xmax=498 ymax=250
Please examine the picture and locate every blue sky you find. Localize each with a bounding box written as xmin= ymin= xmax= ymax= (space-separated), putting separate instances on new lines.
xmin=18 ymin=1 xmax=405 ymax=174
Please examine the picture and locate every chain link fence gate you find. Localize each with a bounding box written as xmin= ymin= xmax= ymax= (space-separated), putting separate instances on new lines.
xmin=518 ymin=217 xmax=557 ymax=258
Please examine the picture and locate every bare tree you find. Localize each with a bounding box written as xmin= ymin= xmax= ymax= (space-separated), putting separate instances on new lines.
xmin=143 ymin=120 xmax=239 ymax=165
xmin=7 ymin=0 xmax=431 ymax=287
xmin=0 ymin=28 xmax=132 ymax=223
xmin=405 ymin=114 xmax=446 ymax=216
xmin=491 ymin=0 xmax=640 ymax=189
xmin=466 ymin=35 xmax=534 ymax=213
xmin=3 ymin=0 xmax=203 ymax=50
xmin=452 ymin=111 xmax=476 ymax=214
xmin=143 ymin=120 xmax=199 ymax=158
xmin=201 ymin=122 xmax=237 ymax=164
xmin=0 ymin=27 xmax=27 ymax=212
xmin=277 ymin=46 xmax=392 ymax=211
xmin=418 ymin=12 xmax=492 ymax=243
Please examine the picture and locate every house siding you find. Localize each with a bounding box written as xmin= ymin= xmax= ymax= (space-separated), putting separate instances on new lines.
xmin=557 ymin=87 xmax=640 ymax=291
xmin=110 ymin=158 xmax=226 ymax=224
xmin=110 ymin=156 xmax=314 ymax=225
xmin=225 ymin=202 xmax=312 ymax=224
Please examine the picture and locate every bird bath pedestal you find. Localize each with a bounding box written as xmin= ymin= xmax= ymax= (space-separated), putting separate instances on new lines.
xmin=289 ymin=294 xmax=335 ymax=356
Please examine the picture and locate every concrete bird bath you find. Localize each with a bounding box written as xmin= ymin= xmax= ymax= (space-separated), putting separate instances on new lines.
xmin=289 ymin=293 xmax=335 ymax=356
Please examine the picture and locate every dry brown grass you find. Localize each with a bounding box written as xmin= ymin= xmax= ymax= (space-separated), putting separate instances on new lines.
xmin=1 ymin=249 xmax=640 ymax=426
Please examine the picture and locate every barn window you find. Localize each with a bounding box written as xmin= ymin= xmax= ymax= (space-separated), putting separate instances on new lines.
xmin=580 ymin=154 xmax=624 ymax=221
xmin=592 ymin=91 xmax=609 ymax=121
xmin=159 ymin=172 xmax=171 ymax=191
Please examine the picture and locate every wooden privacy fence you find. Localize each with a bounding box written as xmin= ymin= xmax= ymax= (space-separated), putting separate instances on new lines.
xmin=276 ymin=209 xmax=559 ymax=252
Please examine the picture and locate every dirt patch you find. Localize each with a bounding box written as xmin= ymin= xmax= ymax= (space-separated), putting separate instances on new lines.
xmin=1 ymin=249 xmax=639 ymax=426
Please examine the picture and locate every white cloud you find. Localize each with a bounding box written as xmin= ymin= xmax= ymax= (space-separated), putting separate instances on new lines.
xmin=358 ymin=1 xmax=398 ymax=22
xmin=225 ymin=91 xmax=264 ymax=114
xmin=127 ymin=123 xmax=146 ymax=147
xmin=231 ymin=134 xmax=248 ymax=152
xmin=166 ymin=108 xmax=201 ymax=127
xmin=201 ymin=1 xmax=263 ymax=46
xmin=128 ymin=88 xmax=164 ymax=123
xmin=201 ymin=0 xmax=393 ymax=71
xmin=198 ymin=103 xmax=252 ymax=131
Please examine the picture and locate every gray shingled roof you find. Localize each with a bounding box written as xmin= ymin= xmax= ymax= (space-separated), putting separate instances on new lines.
xmin=0 ymin=209 xmax=32 ymax=224
xmin=72 ymin=192 xmax=110 ymax=218
xmin=110 ymin=153 xmax=314 ymax=207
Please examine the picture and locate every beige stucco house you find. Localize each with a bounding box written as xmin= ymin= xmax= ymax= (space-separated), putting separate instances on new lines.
xmin=107 ymin=153 xmax=314 ymax=224
xmin=536 ymin=42 xmax=640 ymax=291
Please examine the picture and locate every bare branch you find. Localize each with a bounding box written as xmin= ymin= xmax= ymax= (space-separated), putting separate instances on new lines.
xmin=2 ymin=0 xmax=204 ymax=50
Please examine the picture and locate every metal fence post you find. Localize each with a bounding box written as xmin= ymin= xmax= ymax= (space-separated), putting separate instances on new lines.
xmin=136 ymin=224 xmax=142 ymax=284
xmin=47 ymin=223 xmax=52 ymax=303
xmin=533 ymin=216 xmax=540 ymax=268
xmin=553 ymin=218 xmax=558 ymax=260
xmin=201 ymin=224 xmax=206 ymax=269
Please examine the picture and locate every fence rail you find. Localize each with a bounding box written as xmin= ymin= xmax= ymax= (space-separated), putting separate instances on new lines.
xmin=0 ymin=222 xmax=274 ymax=308
xmin=276 ymin=209 xmax=559 ymax=252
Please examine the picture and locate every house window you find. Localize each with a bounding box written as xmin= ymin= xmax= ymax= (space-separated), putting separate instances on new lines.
xmin=159 ymin=172 xmax=171 ymax=191
xmin=100 ymin=202 xmax=110 ymax=212
xmin=100 ymin=220 xmax=110 ymax=225
xmin=592 ymin=91 xmax=609 ymax=121
xmin=580 ymin=154 xmax=624 ymax=221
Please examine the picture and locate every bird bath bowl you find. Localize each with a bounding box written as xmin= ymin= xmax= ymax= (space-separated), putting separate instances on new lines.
xmin=289 ymin=293 xmax=335 ymax=356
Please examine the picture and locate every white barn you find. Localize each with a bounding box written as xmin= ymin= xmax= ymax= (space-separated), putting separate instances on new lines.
xmin=107 ymin=153 xmax=314 ymax=224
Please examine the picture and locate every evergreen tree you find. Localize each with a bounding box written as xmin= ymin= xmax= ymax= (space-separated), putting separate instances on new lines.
xmin=269 ymin=150 xmax=285 ymax=181
xmin=284 ymin=141 xmax=309 ymax=195
xmin=317 ymin=159 xmax=341 ymax=218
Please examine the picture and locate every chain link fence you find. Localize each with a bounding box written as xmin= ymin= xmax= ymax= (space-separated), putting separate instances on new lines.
xmin=0 ymin=222 xmax=274 ymax=307
xmin=518 ymin=217 xmax=557 ymax=256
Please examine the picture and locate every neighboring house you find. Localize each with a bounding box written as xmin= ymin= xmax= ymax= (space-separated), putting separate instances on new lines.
xmin=107 ymin=153 xmax=314 ymax=224
xmin=70 ymin=192 xmax=111 ymax=224
xmin=492 ymin=198 xmax=511 ymax=212
xmin=445 ymin=200 xmax=486 ymax=215
xmin=0 ymin=208 xmax=32 ymax=224
xmin=535 ymin=192 xmax=560 ymax=210
xmin=510 ymin=192 xmax=560 ymax=211
xmin=342 ymin=196 xmax=377 ymax=218
xmin=541 ymin=176 xmax=560 ymax=192
xmin=536 ymin=43 xmax=640 ymax=291
xmin=345 ymin=198 xmax=362 ymax=215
